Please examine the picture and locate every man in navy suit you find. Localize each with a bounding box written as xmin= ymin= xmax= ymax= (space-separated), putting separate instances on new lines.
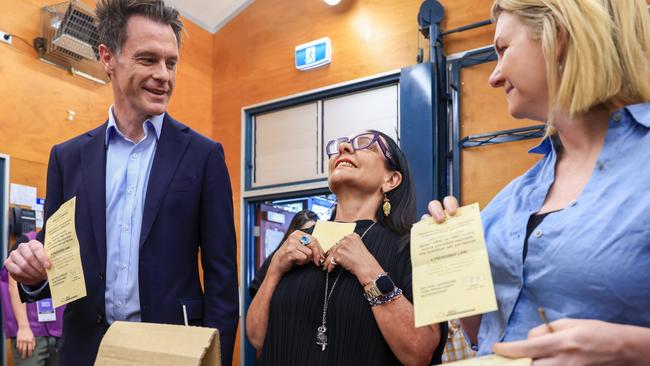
xmin=4 ymin=1 xmax=239 ymax=364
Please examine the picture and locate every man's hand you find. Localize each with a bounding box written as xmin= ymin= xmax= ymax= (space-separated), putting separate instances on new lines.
xmin=5 ymin=240 xmax=50 ymax=285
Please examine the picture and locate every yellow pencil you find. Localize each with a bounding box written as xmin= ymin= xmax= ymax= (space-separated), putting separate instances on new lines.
xmin=537 ymin=307 xmax=555 ymax=333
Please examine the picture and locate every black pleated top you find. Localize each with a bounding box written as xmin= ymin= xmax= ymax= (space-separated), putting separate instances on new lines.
xmin=249 ymin=220 xmax=447 ymax=365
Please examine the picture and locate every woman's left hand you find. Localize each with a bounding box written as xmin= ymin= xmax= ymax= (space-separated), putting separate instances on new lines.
xmin=325 ymin=232 xmax=383 ymax=284
xmin=493 ymin=319 xmax=630 ymax=366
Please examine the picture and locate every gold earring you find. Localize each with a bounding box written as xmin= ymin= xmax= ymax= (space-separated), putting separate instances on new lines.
xmin=382 ymin=194 xmax=391 ymax=217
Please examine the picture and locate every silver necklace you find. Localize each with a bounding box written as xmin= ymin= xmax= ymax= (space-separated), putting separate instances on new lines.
xmin=316 ymin=221 xmax=377 ymax=351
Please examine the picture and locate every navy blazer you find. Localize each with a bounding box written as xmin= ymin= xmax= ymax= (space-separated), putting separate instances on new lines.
xmin=22 ymin=114 xmax=239 ymax=365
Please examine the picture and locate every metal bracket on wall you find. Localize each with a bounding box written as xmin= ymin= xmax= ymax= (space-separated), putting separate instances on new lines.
xmin=416 ymin=7 xmax=499 ymax=201
xmin=417 ymin=0 xmax=449 ymax=201
xmin=446 ymin=42 xmax=547 ymax=199
xmin=448 ymin=45 xmax=498 ymax=199
xmin=448 ymin=46 xmax=497 ymax=90
xmin=460 ymin=125 xmax=546 ymax=148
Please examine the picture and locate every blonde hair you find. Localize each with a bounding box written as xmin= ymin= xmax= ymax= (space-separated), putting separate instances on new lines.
xmin=491 ymin=0 xmax=650 ymax=125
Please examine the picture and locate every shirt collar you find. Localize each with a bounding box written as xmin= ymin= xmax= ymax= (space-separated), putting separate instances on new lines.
xmin=105 ymin=105 xmax=164 ymax=146
xmin=528 ymin=102 xmax=650 ymax=155
xmin=528 ymin=136 xmax=552 ymax=155
xmin=624 ymin=102 xmax=650 ymax=128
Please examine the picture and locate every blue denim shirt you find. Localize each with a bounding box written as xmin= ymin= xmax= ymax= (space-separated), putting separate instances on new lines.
xmin=477 ymin=102 xmax=650 ymax=355
xmin=104 ymin=107 xmax=162 ymax=323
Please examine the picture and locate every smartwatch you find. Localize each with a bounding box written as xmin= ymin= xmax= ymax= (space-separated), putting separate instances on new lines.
xmin=364 ymin=272 xmax=395 ymax=298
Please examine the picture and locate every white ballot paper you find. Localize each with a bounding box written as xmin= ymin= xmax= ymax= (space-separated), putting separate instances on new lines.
xmin=44 ymin=196 xmax=87 ymax=308
xmin=411 ymin=203 xmax=497 ymax=327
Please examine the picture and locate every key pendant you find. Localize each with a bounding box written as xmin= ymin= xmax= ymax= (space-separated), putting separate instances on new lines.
xmin=316 ymin=325 xmax=328 ymax=351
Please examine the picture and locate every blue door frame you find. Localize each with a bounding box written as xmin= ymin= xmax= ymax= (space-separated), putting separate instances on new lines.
xmin=0 ymin=154 xmax=9 ymax=366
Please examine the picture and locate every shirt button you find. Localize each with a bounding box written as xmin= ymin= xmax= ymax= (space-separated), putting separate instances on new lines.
xmin=612 ymin=113 xmax=622 ymax=122
xmin=99 ymin=272 xmax=104 ymax=280
xmin=121 ymin=264 xmax=127 ymax=270
xmin=96 ymin=314 xmax=104 ymax=324
xmin=123 ymin=225 xmax=130 ymax=231
xmin=131 ymin=153 xmax=139 ymax=159
xmin=534 ymin=229 xmax=543 ymax=238
xmin=127 ymin=188 xmax=134 ymax=194
xmin=116 ymin=301 xmax=122 ymax=308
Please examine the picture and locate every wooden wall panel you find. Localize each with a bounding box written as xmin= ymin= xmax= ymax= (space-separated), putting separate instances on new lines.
xmin=8 ymin=158 xmax=47 ymax=197
xmin=0 ymin=0 xmax=113 ymax=172
xmin=212 ymin=2 xmax=502 ymax=364
xmin=168 ymin=20 xmax=214 ymax=138
xmin=443 ymin=1 xmax=495 ymax=54
xmin=461 ymin=62 xmax=540 ymax=135
xmin=1 ymin=3 xmax=214 ymax=363
xmin=0 ymin=0 xmax=214 ymax=197
xmin=459 ymin=59 xmax=543 ymax=208
xmin=213 ymin=0 xmax=500 ymax=228
xmin=461 ymin=141 xmax=542 ymax=209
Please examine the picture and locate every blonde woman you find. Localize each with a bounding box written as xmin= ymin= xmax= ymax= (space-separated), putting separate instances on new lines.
xmin=428 ymin=0 xmax=650 ymax=364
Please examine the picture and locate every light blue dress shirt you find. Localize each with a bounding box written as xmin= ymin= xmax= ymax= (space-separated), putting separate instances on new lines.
xmin=104 ymin=107 xmax=163 ymax=323
xmin=477 ymin=102 xmax=650 ymax=355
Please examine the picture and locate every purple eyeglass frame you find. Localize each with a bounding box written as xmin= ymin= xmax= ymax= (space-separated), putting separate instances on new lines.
xmin=325 ymin=132 xmax=395 ymax=165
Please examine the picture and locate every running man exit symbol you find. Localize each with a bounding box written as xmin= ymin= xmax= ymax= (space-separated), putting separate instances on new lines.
xmin=295 ymin=37 xmax=332 ymax=71
xmin=305 ymin=46 xmax=316 ymax=64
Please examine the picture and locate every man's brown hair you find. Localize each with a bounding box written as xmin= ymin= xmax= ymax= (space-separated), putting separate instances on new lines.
xmin=95 ymin=0 xmax=183 ymax=54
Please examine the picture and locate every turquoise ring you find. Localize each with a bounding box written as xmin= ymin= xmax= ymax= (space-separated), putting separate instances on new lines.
xmin=299 ymin=235 xmax=312 ymax=246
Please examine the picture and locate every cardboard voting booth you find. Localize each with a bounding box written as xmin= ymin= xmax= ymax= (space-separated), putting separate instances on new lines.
xmin=95 ymin=321 xmax=221 ymax=366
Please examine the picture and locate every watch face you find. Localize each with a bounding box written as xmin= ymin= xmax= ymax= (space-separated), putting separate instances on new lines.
xmin=376 ymin=275 xmax=395 ymax=295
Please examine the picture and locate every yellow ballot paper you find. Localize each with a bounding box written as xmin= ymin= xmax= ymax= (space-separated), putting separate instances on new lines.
xmin=311 ymin=221 xmax=356 ymax=252
xmin=44 ymin=196 xmax=87 ymax=308
xmin=444 ymin=355 xmax=531 ymax=366
xmin=411 ymin=202 xmax=497 ymax=327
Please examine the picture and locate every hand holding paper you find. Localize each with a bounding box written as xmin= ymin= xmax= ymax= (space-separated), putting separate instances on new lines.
xmin=411 ymin=203 xmax=497 ymax=326
xmin=311 ymin=221 xmax=356 ymax=252
xmin=44 ymin=197 xmax=87 ymax=308
xmin=5 ymin=240 xmax=49 ymax=285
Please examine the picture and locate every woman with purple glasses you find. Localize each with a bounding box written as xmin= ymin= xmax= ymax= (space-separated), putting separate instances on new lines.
xmin=247 ymin=130 xmax=447 ymax=365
